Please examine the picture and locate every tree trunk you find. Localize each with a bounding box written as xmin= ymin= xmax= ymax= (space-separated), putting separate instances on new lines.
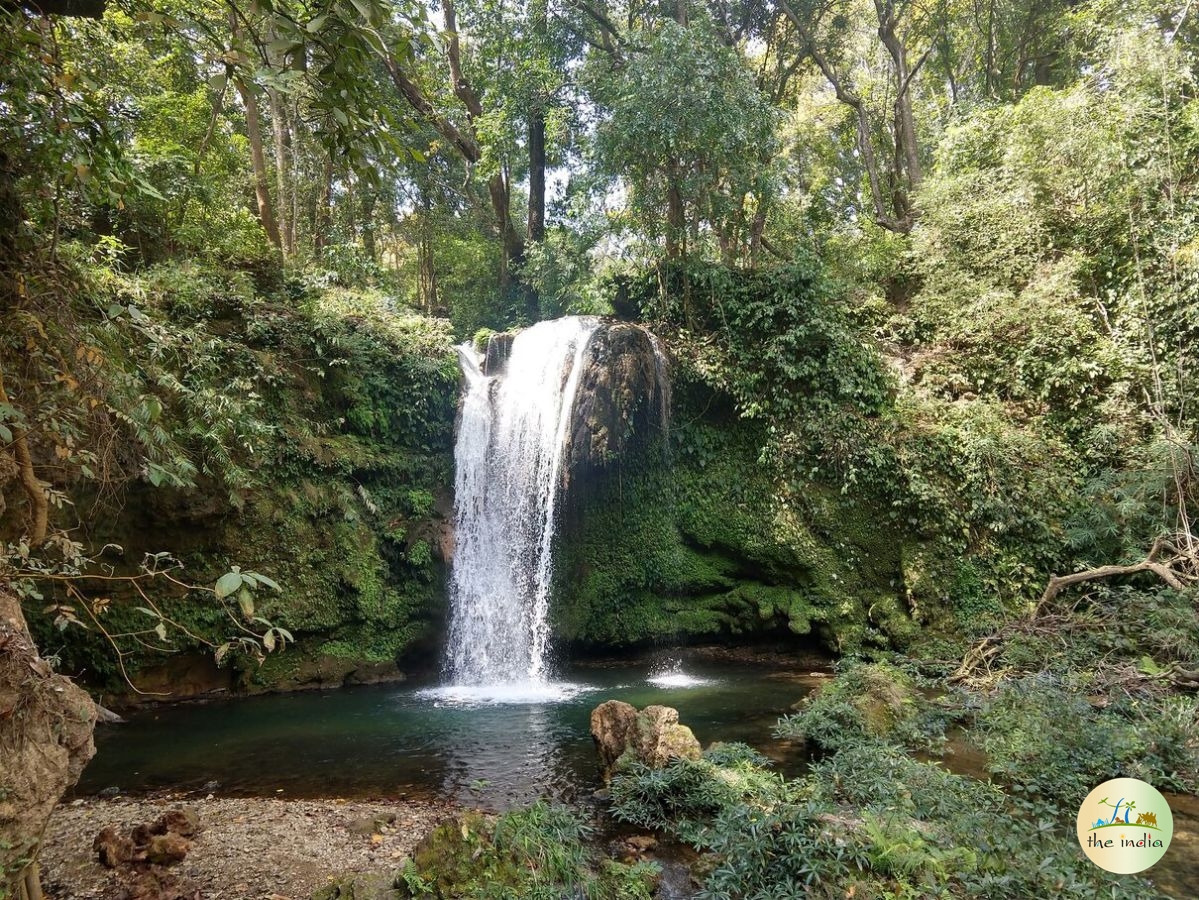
xmin=527 ymin=0 xmax=548 ymax=244
xmin=235 ymin=78 xmax=282 ymax=250
xmin=875 ymin=1 xmax=923 ymax=196
xmin=0 ymin=586 xmax=97 ymax=897
xmin=360 ymin=188 xmax=378 ymax=262
xmin=418 ymin=205 xmax=438 ymax=313
xmin=267 ymin=86 xmax=294 ymax=257
xmin=748 ymin=204 xmax=768 ymax=265
xmin=18 ymin=864 xmax=44 ymax=900
xmin=385 ymin=0 xmax=525 ymax=277
xmin=665 ymin=178 xmax=685 ymax=259
xmin=314 ymin=155 xmax=333 ymax=259
xmin=527 ymin=114 xmax=546 ymax=244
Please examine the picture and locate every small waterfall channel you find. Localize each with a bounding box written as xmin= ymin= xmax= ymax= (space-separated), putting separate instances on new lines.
xmin=435 ymin=316 xmax=602 ymax=701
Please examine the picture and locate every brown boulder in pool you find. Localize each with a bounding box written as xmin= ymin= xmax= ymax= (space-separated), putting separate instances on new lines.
xmin=590 ymin=700 xmax=701 ymax=781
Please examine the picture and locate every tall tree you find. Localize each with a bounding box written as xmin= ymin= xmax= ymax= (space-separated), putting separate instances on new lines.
xmin=775 ymin=0 xmax=931 ymax=232
xmin=235 ymin=75 xmax=283 ymax=250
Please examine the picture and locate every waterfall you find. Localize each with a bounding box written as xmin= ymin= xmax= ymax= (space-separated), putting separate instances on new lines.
xmin=444 ymin=316 xmax=602 ymax=688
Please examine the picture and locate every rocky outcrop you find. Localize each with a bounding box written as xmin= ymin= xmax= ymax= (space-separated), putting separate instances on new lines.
xmin=0 ymin=586 xmax=97 ymax=896
xmin=481 ymin=332 xmax=514 ymax=376
xmin=591 ymin=700 xmax=639 ymax=776
xmin=568 ymin=323 xmax=669 ymax=475
xmin=590 ymin=700 xmax=701 ymax=781
xmin=118 ymin=652 xmax=407 ymax=708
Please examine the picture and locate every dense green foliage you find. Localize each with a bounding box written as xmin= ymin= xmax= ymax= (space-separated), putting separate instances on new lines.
xmin=9 ymin=253 xmax=457 ymax=689
xmin=3 ymin=0 xmax=1199 ymax=896
xmin=606 ymin=662 xmax=1195 ymax=899
xmin=394 ymin=803 xmax=657 ymax=899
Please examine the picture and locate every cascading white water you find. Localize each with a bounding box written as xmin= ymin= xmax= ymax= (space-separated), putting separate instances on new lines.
xmin=442 ymin=316 xmax=602 ymax=692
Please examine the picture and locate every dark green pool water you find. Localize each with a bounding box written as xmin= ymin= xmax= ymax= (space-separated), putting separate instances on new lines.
xmin=80 ymin=653 xmax=824 ymax=809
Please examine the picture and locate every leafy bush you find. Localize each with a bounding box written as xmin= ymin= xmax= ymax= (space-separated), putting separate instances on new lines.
xmin=609 ymin=743 xmax=788 ymax=846
xmin=397 ymin=803 xmax=657 ymax=900
xmin=608 ymin=728 xmax=1169 ymax=899
xmin=974 ymin=676 xmax=1199 ymax=806
xmin=775 ymin=661 xmax=949 ymax=753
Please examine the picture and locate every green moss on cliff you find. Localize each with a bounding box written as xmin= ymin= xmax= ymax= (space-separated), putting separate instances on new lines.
xmin=32 ymin=265 xmax=457 ymax=694
xmin=554 ymin=380 xmax=912 ymax=653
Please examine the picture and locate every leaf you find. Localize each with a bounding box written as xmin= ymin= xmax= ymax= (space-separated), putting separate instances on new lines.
xmin=1138 ymin=655 xmax=1164 ymax=676
xmin=0 ymin=423 xmax=10 ymax=443
xmin=155 ymin=622 xmax=168 ymax=642
xmin=215 ymin=572 xmax=243 ymax=599
xmin=362 ymin=28 xmax=387 ymax=56
xmin=237 ymin=587 xmax=255 ymax=619
xmin=263 ymin=629 xmax=276 ymax=651
xmin=307 ymin=13 xmax=328 ymax=33
xmin=134 ymin=607 xmax=158 ymax=618
xmin=214 ymin=643 xmax=230 ymax=665
xmin=246 ymin=571 xmax=281 ymax=592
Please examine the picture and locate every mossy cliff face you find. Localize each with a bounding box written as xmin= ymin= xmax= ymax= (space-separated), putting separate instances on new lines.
xmin=553 ymin=341 xmax=913 ymax=654
xmin=32 ymin=276 xmax=459 ymax=699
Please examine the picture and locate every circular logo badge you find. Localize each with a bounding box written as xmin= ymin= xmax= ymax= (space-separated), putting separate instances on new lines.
xmin=1076 ymin=777 xmax=1173 ymax=873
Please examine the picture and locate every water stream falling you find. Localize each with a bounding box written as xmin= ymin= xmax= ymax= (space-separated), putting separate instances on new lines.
xmin=438 ymin=316 xmax=602 ymax=700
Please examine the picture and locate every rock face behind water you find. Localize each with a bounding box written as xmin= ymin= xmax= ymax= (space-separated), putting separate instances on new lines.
xmin=590 ymin=700 xmax=701 ymax=781
xmin=568 ymin=323 xmax=669 ymax=475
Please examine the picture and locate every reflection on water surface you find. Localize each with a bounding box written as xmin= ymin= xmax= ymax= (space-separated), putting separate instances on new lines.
xmin=81 ymin=654 xmax=821 ymax=808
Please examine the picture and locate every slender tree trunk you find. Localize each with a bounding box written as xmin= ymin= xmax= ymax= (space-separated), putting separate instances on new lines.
xmin=665 ymin=164 xmax=685 ymax=259
xmin=267 ymin=87 xmax=294 ymax=257
xmin=314 ymin=155 xmax=333 ymax=259
xmin=875 ymin=1 xmax=922 ymax=195
xmin=443 ymin=0 xmax=524 ymax=274
xmin=418 ymin=200 xmax=438 ymax=313
xmin=346 ymin=175 xmax=357 ymax=243
xmin=984 ymin=0 xmax=996 ymax=96
xmin=235 ymin=78 xmax=282 ymax=250
xmin=748 ymin=204 xmax=767 ymax=266
xmin=360 ymin=188 xmax=378 ymax=262
xmin=18 ymin=864 xmax=44 ymax=900
xmin=527 ymin=112 xmax=546 ymax=243
xmin=528 ymin=0 xmax=548 ymax=244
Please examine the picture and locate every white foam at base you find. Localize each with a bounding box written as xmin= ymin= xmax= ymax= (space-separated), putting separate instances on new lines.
xmin=416 ymin=681 xmax=595 ymax=707
xmin=647 ymin=662 xmax=715 ymax=689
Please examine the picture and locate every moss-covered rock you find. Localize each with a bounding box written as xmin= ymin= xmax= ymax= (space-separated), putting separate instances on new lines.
xmin=312 ymin=871 xmax=404 ymax=900
xmin=32 ymin=281 xmax=458 ymax=698
xmin=591 ymin=700 xmax=702 ymax=781
xmin=775 ymin=661 xmax=937 ymax=752
xmin=567 ymin=321 xmax=668 ymax=474
xmin=553 ymin=374 xmax=912 ymax=654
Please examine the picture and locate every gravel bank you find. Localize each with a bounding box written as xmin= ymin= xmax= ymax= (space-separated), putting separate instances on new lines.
xmin=40 ymin=795 xmax=457 ymax=899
